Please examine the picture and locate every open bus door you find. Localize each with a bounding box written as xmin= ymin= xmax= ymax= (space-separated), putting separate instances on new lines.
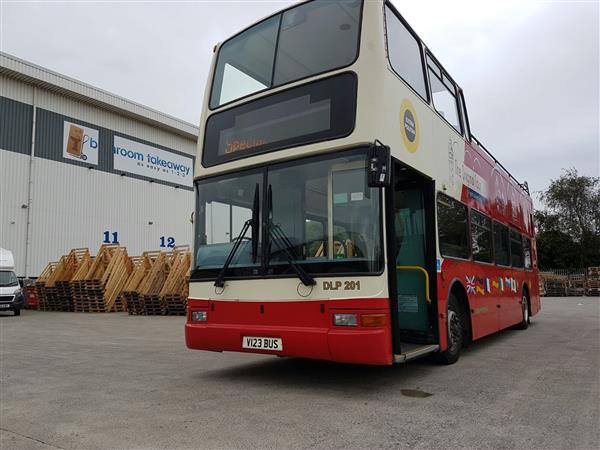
xmin=386 ymin=160 xmax=440 ymax=362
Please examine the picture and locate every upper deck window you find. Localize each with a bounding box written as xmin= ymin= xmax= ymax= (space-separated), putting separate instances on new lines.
xmin=210 ymin=0 xmax=362 ymax=109
xmin=385 ymin=6 xmax=428 ymax=101
xmin=427 ymin=57 xmax=463 ymax=134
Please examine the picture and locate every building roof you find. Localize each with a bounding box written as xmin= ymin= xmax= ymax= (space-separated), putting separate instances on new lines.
xmin=0 ymin=52 xmax=199 ymax=140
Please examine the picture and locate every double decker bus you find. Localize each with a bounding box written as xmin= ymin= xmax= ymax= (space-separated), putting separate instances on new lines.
xmin=186 ymin=0 xmax=540 ymax=365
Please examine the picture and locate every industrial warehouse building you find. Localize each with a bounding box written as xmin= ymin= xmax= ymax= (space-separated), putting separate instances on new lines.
xmin=0 ymin=52 xmax=198 ymax=277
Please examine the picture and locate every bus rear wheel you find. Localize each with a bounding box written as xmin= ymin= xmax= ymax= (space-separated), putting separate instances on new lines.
xmin=436 ymin=293 xmax=464 ymax=365
xmin=515 ymin=292 xmax=530 ymax=330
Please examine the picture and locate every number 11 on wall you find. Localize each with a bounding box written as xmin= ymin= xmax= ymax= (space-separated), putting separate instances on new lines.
xmin=103 ymin=231 xmax=119 ymax=244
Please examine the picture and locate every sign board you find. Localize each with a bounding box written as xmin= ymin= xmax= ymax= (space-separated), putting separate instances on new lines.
xmin=62 ymin=121 xmax=99 ymax=165
xmin=113 ymin=136 xmax=193 ymax=187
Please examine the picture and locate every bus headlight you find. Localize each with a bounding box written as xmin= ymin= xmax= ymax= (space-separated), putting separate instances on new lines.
xmin=333 ymin=313 xmax=357 ymax=327
xmin=191 ymin=311 xmax=207 ymax=322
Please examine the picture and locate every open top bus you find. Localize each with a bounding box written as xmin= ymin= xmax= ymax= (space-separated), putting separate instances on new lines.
xmin=186 ymin=0 xmax=540 ymax=365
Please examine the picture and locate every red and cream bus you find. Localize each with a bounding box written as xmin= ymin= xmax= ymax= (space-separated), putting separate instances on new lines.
xmin=185 ymin=0 xmax=540 ymax=365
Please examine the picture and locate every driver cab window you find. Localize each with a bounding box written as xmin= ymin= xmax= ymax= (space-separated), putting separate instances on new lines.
xmin=196 ymin=173 xmax=263 ymax=269
xmin=268 ymin=153 xmax=380 ymax=265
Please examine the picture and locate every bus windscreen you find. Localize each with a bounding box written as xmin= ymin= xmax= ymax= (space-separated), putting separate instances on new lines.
xmin=202 ymin=73 xmax=357 ymax=167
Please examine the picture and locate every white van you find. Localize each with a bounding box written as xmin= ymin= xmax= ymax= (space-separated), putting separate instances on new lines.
xmin=0 ymin=248 xmax=24 ymax=316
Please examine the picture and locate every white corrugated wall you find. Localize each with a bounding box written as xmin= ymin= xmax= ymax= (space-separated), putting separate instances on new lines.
xmin=29 ymin=158 xmax=194 ymax=276
xmin=0 ymin=74 xmax=34 ymax=104
xmin=0 ymin=152 xmax=30 ymax=275
xmin=35 ymin=89 xmax=195 ymax=155
xmin=1 ymin=70 xmax=198 ymax=277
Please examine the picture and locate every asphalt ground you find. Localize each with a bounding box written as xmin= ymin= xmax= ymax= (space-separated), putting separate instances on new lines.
xmin=1 ymin=297 xmax=598 ymax=450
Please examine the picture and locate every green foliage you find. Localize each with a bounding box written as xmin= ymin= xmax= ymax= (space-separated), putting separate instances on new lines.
xmin=535 ymin=169 xmax=600 ymax=269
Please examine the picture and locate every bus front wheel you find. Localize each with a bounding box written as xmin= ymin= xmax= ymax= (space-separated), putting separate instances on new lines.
xmin=436 ymin=292 xmax=464 ymax=365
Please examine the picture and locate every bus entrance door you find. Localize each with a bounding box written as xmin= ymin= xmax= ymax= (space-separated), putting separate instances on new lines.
xmin=394 ymin=188 xmax=431 ymax=335
xmin=388 ymin=163 xmax=438 ymax=361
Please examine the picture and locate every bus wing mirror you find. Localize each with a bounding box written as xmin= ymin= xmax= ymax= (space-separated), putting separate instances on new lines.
xmin=367 ymin=142 xmax=391 ymax=188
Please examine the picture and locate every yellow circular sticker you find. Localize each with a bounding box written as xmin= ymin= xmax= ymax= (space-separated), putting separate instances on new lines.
xmin=400 ymin=99 xmax=420 ymax=153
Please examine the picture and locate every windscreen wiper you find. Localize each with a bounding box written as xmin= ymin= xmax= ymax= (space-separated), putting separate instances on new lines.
xmin=214 ymin=184 xmax=259 ymax=288
xmin=266 ymin=185 xmax=316 ymax=287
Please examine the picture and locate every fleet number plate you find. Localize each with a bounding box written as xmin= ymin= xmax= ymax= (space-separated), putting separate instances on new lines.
xmin=242 ymin=336 xmax=283 ymax=351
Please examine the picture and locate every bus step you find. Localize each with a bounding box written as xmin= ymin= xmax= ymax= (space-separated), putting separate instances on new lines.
xmin=393 ymin=343 xmax=439 ymax=363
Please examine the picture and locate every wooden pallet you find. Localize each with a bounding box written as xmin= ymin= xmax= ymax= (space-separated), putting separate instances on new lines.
xmin=142 ymin=294 xmax=164 ymax=316
xmin=159 ymin=247 xmax=191 ymax=316
xmin=35 ymin=262 xmax=57 ymax=311
xmin=122 ymin=253 xmax=160 ymax=315
xmin=42 ymin=249 xmax=91 ymax=311
xmin=124 ymin=292 xmax=145 ymax=315
xmin=73 ymin=245 xmax=132 ymax=312
xmin=163 ymin=294 xmax=187 ymax=316
xmin=540 ymin=273 xmax=568 ymax=297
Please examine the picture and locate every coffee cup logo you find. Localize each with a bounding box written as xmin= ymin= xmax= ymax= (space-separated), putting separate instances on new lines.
xmin=66 ymin=124 xmax=84 ymax=157
xmin=62 ymin=121 xmax=99 ymax=165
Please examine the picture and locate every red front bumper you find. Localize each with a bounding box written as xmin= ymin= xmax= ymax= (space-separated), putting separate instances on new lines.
xmin=185 ymin=298 xmax=393 ymax=365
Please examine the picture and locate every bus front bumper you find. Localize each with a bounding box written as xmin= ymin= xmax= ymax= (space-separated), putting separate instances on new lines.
xmin=185 ymin=309 xmax=393 ymax=365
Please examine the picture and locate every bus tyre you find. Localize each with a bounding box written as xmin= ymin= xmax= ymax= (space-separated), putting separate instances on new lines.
xmin=436 ymin=293 xmax=464 ymax=365
xmin=14 ymin=308 xmax=20 ymax=316
xmin=515 ymin=292 xmax=530 ymax=330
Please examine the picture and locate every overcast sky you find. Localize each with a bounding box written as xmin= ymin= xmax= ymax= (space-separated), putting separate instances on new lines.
xmin=1 ymin=0 xmax=598 ymax=199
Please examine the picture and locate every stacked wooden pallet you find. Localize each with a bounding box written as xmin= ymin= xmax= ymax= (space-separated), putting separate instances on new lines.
xmin=35 ymin=262 xmax=58 ymax=311
xmin=587 ymin=267 xmax=600 ymax=296
xmin=538 ymin=277 xmax=546 ymax=297
xmin=43 ymin=248 xmax=91 ymax=311
xmin=73 ymin=245 xmax=132 ymax=312
xmin=160 ymin=247 xmax=191 ymax=316
xmin=139 ymin=251 xmax=173 ymax=315
xmin=35 ymin=246 xmax=192 ymax=315
xmin=567 ymin=273 xmax=586 ymax=296
xmin=71 ymin=253 xmax=95 ymax=311
xmin=122 ymin=252 xmax=162 ymax=315
xmin=540 ymin=273 xmax=568 ymax=297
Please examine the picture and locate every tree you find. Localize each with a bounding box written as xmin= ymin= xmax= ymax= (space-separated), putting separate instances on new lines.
xmin=535 ymin=169 xmax=600 ymax=269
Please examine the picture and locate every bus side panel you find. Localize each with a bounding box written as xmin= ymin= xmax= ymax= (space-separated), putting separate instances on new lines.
xmin=438 ymin=260 xmax=540 ymax=342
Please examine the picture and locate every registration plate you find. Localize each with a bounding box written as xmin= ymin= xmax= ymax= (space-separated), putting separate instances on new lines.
xmin=242 ymin=336 xmax=283 ymax=351
xmin=0 ymin=304 xmax=10 ymax=309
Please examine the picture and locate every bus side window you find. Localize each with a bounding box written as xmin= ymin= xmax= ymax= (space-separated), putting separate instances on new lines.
xmin=437 ymin=193 xmax=470 ymax=260
xmin=523 ymin=237 xmax=532 ymax=270
xmin=470 ymin=209 xmax=493 ymax=263
xmin=493 ymin=222 xmax=510 ymax=266
xmin=510 ymin=229 xmax=525 ymax=268
xmin=427 ymin=58 xmax=462 ymax=134
xmin=384 ymin=6 xmax=428 ymax=101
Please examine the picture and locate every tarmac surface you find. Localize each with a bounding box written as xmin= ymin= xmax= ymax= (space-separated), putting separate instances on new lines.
xmin=1 ymin=297 xmax=598 ymax=449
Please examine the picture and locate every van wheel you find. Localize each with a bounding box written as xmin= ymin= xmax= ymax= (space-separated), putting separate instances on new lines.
xmin=14 ymin=308 xmax=21 ymax=316
xmin=436 ymin=293 xmax=464 ymax=365
xmin=515 ymin=292 xmax=530 ymax=330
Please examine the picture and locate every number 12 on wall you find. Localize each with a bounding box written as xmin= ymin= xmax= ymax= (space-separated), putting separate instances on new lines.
xmin=160 ymin=236 xmax=175 ymax=248
xmin=103 ymin=231 xmax=119 ymax=244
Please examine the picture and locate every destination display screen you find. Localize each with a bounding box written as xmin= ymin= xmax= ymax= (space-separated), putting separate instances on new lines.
xmin=202 ymin=73 xmax=357 ymax=167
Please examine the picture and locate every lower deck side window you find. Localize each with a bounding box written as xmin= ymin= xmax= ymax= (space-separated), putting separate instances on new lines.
xmin=524 ymin=237 xmax=532 ymax=269
xmin=510 ymin=229 xmax=525 ymax=268
xmin=493 ymin=222 xmax=510 ymax=266
xmin=470 ymin=209 xmax=492 ymax=263
xmin=437 ymin=193 xmax=470 ymax=259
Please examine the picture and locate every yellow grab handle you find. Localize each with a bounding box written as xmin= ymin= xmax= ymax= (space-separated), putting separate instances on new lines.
xmin=395 ymin=265 xmax=432 ymax=304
